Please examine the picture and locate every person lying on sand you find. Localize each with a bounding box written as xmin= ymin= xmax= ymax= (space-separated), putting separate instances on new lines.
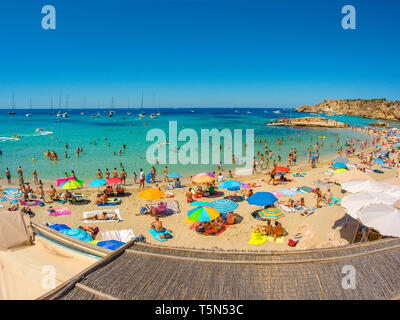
xmin=84 ymin=212 xmax=119 ymax=221
xmin=79 ymin=224 xmax=99 ymax=240
xmin=151 ymin=217 xmax=163 ymax=233
xmin=295 ymin=197 xmax=305 ymax=207
xmin=278 ymin=198 xmax=295 ymax=208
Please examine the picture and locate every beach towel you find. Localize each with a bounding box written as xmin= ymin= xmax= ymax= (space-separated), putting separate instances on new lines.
xmin=266 ymin=235 xmax=284 ymax=244
xmin=48 ymin=207 xmax=71 ymax=216
xmin=82 ymin=209 xmax=122 ymax=223
xmin=289 ymin=188 xmax=301 ymax=194
xmin=248 ymin=232 xmax=267 ymax=245
xmin=299 ymin=186 xmax=313 ymax=193
xmin=101 ymin=229 xmax=135 ymax=243
xmin=191 ymin=201 xmax=212 ymax=206
xmin=97 ymin=198 xmax=121 ymax=206
xmin=147 ymin=228 xmax=173 ymax=242
xmin=97 ymin=240 xmax=125 ymax=250
xmin=296 ymin=188 xmax=306 ymax=194
xmin=278 ymin=189 xmax=297 ymax=197
xmin=20 ymin=200 xmax=41 ymax=206
xmin=60 ymin=228 xmax=93 ymax=242
xmin=329 ymin=196 xmax=341 ymax=206
xmin=271 ymin=190 xmax=284 ymax=197
xmin=48 ymin=223 xmax=70 ymax=232
xmin=381 ymin=166 xmax=392 ymax=170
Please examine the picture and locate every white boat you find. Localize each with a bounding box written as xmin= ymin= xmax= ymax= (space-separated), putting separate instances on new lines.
xmin=190 ymin=109 xmax=195 ymax=113
xmin=62 ymin=112 xmax=69 ymax=118
xmin=57 ymin=111 xmax=62 ymax=117
xmin=138 ymin=92 xmax=146 ymax=118
xmin=26 ymin=98 xmax=33 ymax=117
xmin=108 ymin=110 xmax=115 ymax=117
xmin=25 ymin=113 xmax=32 ymax=117
xmin=81 ymin=111 xmax=86 ymax=115
xmin=150 ymin=113 xmax=156 ymax=119
xmin=92 ymin=112 xmax=100 ymax=118
xmin=127 ymin=112 xmax=132 ymax=115
xmin=266 ymin=122 xmax=285 ymax=126
xmin=273 ymin=110 xmax=281 ymax=114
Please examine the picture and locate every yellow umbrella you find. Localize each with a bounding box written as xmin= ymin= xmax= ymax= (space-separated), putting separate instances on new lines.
xmin=137 ymin=188 xmax=165 ymax=200
xmin=60 ymin=180 xmax=82 ymax=190
xmin=192 ymin=175 xmax=215 ymax=184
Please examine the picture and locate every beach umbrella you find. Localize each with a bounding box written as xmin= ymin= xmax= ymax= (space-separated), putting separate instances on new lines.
xmin=106 ymin=177 xmax=124 ymax=185
xmin=331 ymin=169 xmax=373 ymax=183
xmin=89 ymin=179 xmax=107 ymax=187
xmin=358 ymin=203 xmax=400 ymax=237
xmin=276 ymin=166 xmax=290 ymax=173
xmin=60 ymin=180 xmax=82 ymax=190
xmin=56 ymin=176 xmax=75 ymax=187
xmin=187 ymin=206 xmax=220 ymax=222
xmin=332 ymin=162 xmax=347 ymax=169
xmin=341 ymin=180 xmax=390 ymax=193
xmin=166 ymin=173 xmax=182 ymax=178
xmin=247 ymin=192 xmax=278 ymax=206
xmin=3 ymin=188 xmax=23 ymax=201
xmin=192 ymin=174 xmax=215 ymax=184
xmin=341 ymin=192 xmax=398 ymax=219
xmin=210 ymin=199 xmax=238 ymax=213
xmin=137 ymin=188 xmax=165 ymax=200
xmin=333 ymin=156 xmax=349 ymax=164
xmin=374 ymin=158 xmax=385 ymax=165
xmin=258 ymin=207 xmax=285 ymax=220
xmin=218 ymin=180 xmax=242 ymax=190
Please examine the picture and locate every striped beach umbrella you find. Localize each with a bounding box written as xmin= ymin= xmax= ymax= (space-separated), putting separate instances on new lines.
xmin=3 ymin=188 xmax=24 ymax=200
xmin=210 ymin=199 xmax=238 ymax=213
xmin=187 ymin=206 xmax=220 ymax=222
xmin=258 ymin=207 xmax=285 ymax=220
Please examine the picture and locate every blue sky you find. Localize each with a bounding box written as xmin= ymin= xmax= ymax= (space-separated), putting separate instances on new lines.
xmin=0 ymin=0 xmax=399 ymax=108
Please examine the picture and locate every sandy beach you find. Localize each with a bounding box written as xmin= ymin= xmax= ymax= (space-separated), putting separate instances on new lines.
xmin=1 ymin=131 xmax=393 ymax=253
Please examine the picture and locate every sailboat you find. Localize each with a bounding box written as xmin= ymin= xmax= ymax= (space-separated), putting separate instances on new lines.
xmin=8 ymin=93 xmax=16 ymax=115
xmin=57 ymin=96 xmax=62 ymax=117
xmin=49 ymin=98 xmax=54 ymax=115
xmin=138 ymin=92 xmax=146 ymax=118
xmin=62 ymin=95 xmax=69 ymax=118
xmin=25 ymin=98 xmax=32 ymax=117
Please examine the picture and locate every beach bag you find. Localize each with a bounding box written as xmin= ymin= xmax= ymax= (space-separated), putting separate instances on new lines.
xmin=288 ymin=239 xmax=299 ymax=247
xmin=140 ymin=207 xmax=147 ymax=214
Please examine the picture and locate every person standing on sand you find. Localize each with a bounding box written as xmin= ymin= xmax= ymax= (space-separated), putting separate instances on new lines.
xmin=120 ymin=169 xmax=127 ymax=185
xmin=133 ymin=172 xmax=137 ymax=184
xmin=32 ymin=169 xmax=38 ymax=185
xmin=151 ymin=166 xmax=157 ymax=182
xmin=139 ymin=169 xmax=145 ymax=189
xmin=6 ymin=168 xmax=11 ymax=185
xmin=315 ymin=188 xmax=323 ymax=208
xmin=105 ymin=169 xmax=110 ymax=179
xmin=97 ymin=169 xmax=103 ymax=179
xmin=164 ymin=166 xmax=169 ymax=183
xmin=112 ymin=168 xmax=118 ymax=178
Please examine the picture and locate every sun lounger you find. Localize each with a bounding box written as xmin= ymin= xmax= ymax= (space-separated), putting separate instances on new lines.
xmin=101 ymin=229 xmax=135 ymax=243
xmin=82 ymin=209 xmax=122 ymax=222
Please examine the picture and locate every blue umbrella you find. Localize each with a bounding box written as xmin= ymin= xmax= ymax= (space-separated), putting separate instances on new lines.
xmin=374 ymin=158 xmax=385 ymax=164
xmin=247 ymin=192 xmax=278 ymax=206
xmin=210 ymin=199 xmax=238 ymax=213
xmin=218 ymin=180 xmax=242 ymax=189
xmin=332 ymin=162 xmax=347 ymax=169
xmin=89 ymin=179 xmax=107 ymax=187
xmin=166 ymin=173 xmax=182 ymax=178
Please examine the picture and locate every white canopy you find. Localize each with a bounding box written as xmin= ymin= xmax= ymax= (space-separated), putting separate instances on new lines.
xmin=341 ymin=192 xmax=398 ymax=219
xmin=341 ymin=180 xmax=391 ymax=193
xmin=359 ymin=204 xmax=400 ymax=237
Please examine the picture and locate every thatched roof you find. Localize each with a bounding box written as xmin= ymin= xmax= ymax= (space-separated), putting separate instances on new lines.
xmin=40 ymin=238 xmax=400 ymax=300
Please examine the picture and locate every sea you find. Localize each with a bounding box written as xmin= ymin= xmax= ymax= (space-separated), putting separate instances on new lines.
xmin=0 ymin=108 xmax=397 ymax=182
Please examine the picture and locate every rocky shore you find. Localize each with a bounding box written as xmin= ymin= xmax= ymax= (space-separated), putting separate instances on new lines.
xmin=266 ymin=116 xmax=347 ymax=128
xmin=295 ymin=99 xmax=400 ymax=122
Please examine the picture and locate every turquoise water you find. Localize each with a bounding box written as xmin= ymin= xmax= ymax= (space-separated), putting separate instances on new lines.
xmin=0 ymin=108 xmax=389 ymax=182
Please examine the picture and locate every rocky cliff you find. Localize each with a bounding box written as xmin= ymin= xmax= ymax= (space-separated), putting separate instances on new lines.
xmin=295 ymin=99 xmax=400 ymax=121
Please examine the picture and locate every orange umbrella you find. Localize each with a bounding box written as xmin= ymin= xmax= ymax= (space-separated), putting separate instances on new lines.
xmin=137 ymin=188 xmax=165 ymax=200
xmin=192 ymin=173 xmax=216 ymax=184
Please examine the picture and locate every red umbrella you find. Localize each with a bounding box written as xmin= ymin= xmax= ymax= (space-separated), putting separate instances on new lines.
xmin=276 ymin=166 xmax=290 ymax=173
xmin=106 ymin=177 xmax=123 ymax=185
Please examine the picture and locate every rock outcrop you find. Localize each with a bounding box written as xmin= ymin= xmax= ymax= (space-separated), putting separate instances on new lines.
xmin=295 ymin=99 xmax=400 ymax=121
xmin=266 ymin=117 xmax=347 ymax=128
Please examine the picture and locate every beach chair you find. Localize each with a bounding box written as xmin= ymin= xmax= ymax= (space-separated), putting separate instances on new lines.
xmin=116 ymin=187 xmax=125 ymax=195
xmin=106 ymin=186 xmax=114 ymax=196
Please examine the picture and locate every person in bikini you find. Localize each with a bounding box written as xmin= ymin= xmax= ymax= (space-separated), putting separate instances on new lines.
xmin=151 ymin=217 xmax=163 ymax=232
xmin=84 ymin=211 xmax=119 ymax=221
xmin=272 ymin=221 xmax=283 ymax=241
xmin=79 ymin=224 xmax=99 ymax=240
